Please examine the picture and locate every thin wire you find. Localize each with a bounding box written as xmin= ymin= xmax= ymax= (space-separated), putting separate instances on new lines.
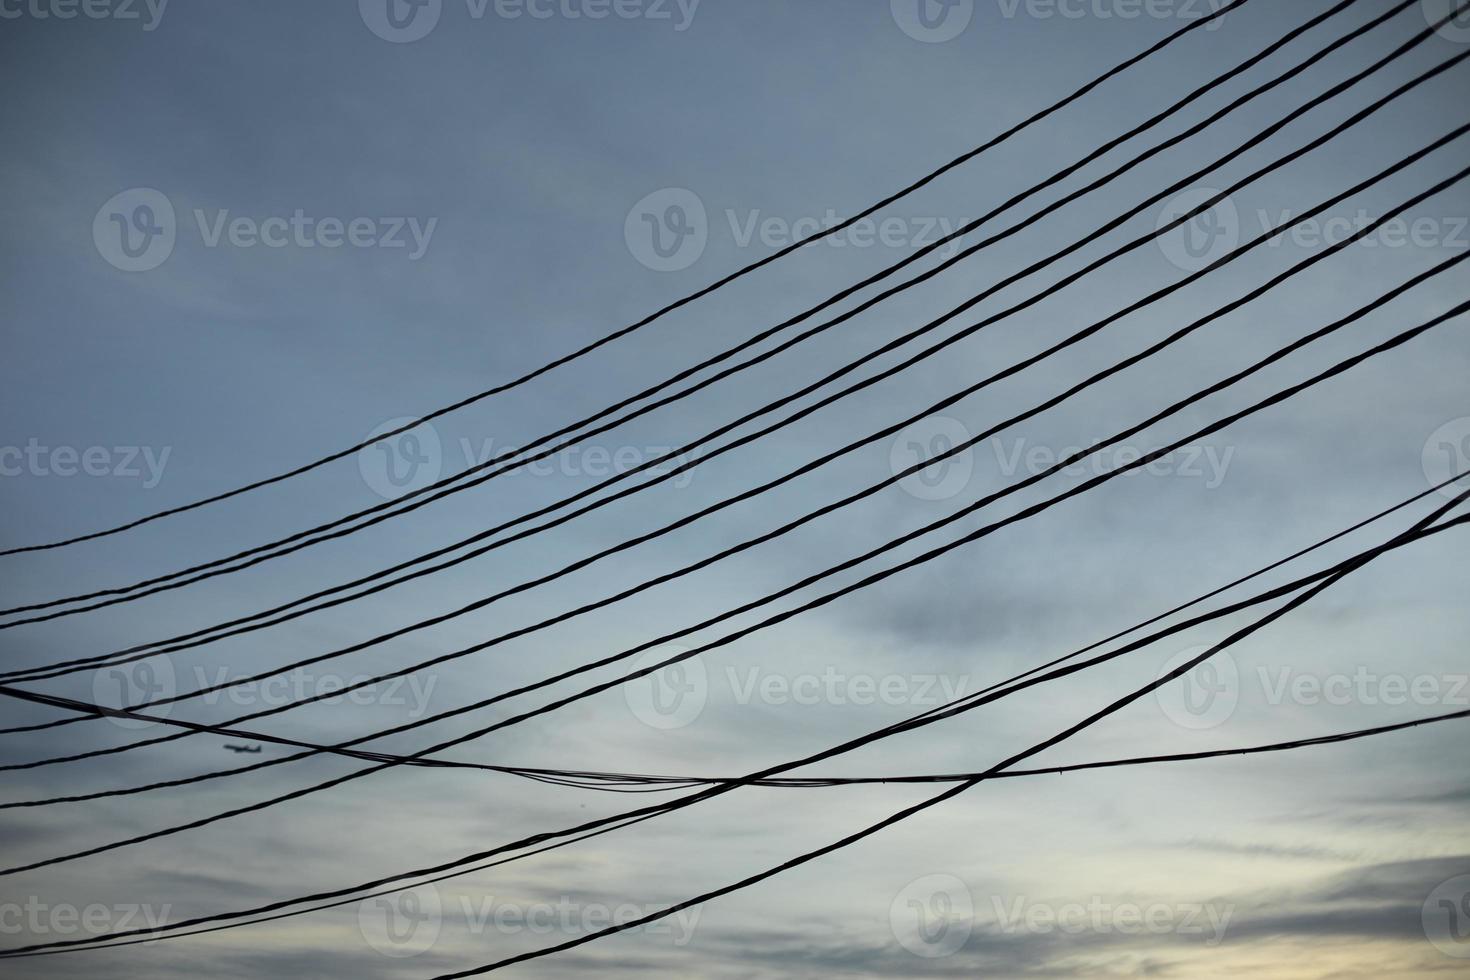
xmin=3 ymin=0 xmax=1417 ymax=620
xmin=2 ymin=292 xmax=1463 ymax=877
xmin=0 ymin=0 xmax=1257 ymax=558
xmin=6 ymin=509 xmax=1464 ymax=958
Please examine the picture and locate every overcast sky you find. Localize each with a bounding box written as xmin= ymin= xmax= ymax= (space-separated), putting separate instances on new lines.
xmin=0 ymin=0 xmax=1468 ymax=977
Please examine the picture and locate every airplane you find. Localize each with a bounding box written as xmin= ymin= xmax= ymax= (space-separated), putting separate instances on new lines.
xmin=223 ymin=744 xmax=263 ymax=754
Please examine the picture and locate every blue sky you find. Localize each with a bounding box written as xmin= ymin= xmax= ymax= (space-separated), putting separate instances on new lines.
xmin=0 ymin=1 xmax=1468 ymax=977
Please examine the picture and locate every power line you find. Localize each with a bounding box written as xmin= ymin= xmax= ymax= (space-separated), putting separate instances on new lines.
xmin=2 ymin=234 xmax=1457 ymax=759
xmin=432 ymin=493 xmax=1470 ymax=977
xmin=7 ymin=40 xmax=1461 ymax=706
xmin=0 ymin=0 xmax=1255 ymax=558
xmin=0 ymin=0 xmax=1416 ymax=661
xmin=3 ymin=0 xmax=1423 ymax=621
xmin=7 ymin=704 xmax=1467 ymax=957
xmin=5 ymin=117 xmax=1462 ymax=769
xmin=6 ymin=506 xmax=1463 ymax=957
xmin=2 ymin=501 xmax=1465 ymax=807
xmin=3 ymin=289 xmax=1463 ymax=876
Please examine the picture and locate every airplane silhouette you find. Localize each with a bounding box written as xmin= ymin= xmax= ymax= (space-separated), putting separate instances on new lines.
xmin=223 ymin=744 xmax=262 ymax=754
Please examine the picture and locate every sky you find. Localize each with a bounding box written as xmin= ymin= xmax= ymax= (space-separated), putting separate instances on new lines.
xmin=0 ymin=0 xmax=1468 ymax=977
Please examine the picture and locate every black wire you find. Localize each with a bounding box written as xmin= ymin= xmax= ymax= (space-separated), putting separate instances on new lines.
xmin=6 ymin=28 xmax=1459 ymax=705
xmin=2 ymin=288 xmax=1463 ymax=877
xmin=0 ymin=0 xmax=1256 ymax=559
xmin=9 ymin=705 xmax=1469 ymax=957
xmin=4 ymin=116 xmax=1463 ymax=779
xmin=1 ymin=501 xmax=1464 ymax=808
xmin=434 ymin=492 xmax=1470 ymax=977
xmin=5 ymin=508 xmax=1464 ymax=958
xmin=2 ymin=0 xmax=1409 ymax=621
